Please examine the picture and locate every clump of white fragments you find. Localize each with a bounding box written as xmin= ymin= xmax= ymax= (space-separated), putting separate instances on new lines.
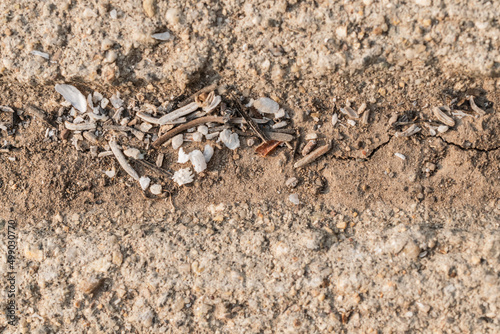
xmin=172 ymin=168 xmax=194 ymax=186
xmin=218 ymin=129 xmax=240 ymax=150
xmin=189 ymin=150 xmax=207 ymax=173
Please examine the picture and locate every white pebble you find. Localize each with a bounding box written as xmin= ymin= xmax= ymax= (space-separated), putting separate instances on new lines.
xmin=177 ymin=148 xmax=190 ymax=163
xmin=197 ymin=125 xmax=209 ymax=135
xmin=305 ymin=133 xmax=318 ymax=140
xmin=288 ymin=193 xmax=300 ymax=205
xmin=104 ymin=168 xmax=115 ymax=178
xmin=172 ymin=134 xmax=183 ymax=149
xmin=109 ymin=9 xmax=118 ymax=19
xmin=437 ymin=125 xmax=449 ymax=133
xmin=139 ymin=176 xmax=151 ymax=190
xmin=394 ymin=153 xmax=406 ymax=160
xmin=347 ymin=119 xmax=357 ymax=126
xmin=150 ymin=184 xmax=162 ymax=195
xmin=152 ymin=31 xmax=172 ymax=41
xmin=31 ymin=50 xmax=49 ymax=59
xmin=189 ymin=150 xmax=207 ymax=173
xmin=218 ymin=129 xmax=240 ymax=150
xmin=124 ymin=148 xmax=143 ymax=160
xmin=275 ymin=108 xmax=286 ymax=119
xmin=203 ymin=144 xmax=214 ymax=163
xmin=332 ymin=113 xmax=338 ymax=127
xmin=192 ymin=132 xmax=203 ymax=142
xmin=253 ymin=97 xmax=279 ymax=115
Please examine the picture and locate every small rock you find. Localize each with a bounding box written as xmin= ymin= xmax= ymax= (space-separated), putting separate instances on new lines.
xmin=288 ymin=193 xmax=300 ymax=205
xmin=143 ymin=0 xmax=156 ymax=17
xmin=124 ymin=148 xmax=143 ymax=160
xmin=150 ymin=184 xmax=162 ymax=195
xmin=336 ymin=221 xmax=347 ymax=230
xmin=139 ymin=176 xmax=151 ymax=190
xmin=285 ymin=177 xmax=298 ymax=188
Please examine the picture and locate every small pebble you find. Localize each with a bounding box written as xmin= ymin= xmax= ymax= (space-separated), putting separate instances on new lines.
xmin=288 ymin=194 xmax=300 ymax=205
xmin=150 ymin=184 xmax=162 ymax=195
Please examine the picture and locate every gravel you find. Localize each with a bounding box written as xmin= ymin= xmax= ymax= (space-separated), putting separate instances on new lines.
xmin=1 ymin=0 xmax=499 ymax=89
xmin=1 ymin=202 xmax=499 ymax=333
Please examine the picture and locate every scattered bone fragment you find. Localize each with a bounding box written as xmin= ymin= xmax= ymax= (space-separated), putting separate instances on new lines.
xmin=124 ymin=148 xmax=143 ymax=160
xmin=253 ymin=97 xmax=280 ymax=115
xmin=64 ymin=121 xmax=96 ymax=131
xmin=395 ymin=124 xmax=421 ymax=137
xmin=468 ymin=96 xmax=486 ymax=116
xmin=156 ymin=153 xmax=164 ymax=168
xmin=294 ymin=141 xmax=331 ymax=169
xmin=83 ymin=131 xmax=99 ymax=145
xmin=331 ymin=113 xmax=338 ymax=127
xmin=158 ymin=102 xmax=199 ymax=124
xmin=302 ymin=140 xmax=317 ymax=156
xmin=432 ymin=106 xmax=455 ymax=127
xmin=109 ymin=140 xmax=140 ymax=181
xmin=272 ymin=121 xmax=287 ymax=129
xmin=288 ymin=194 xmax=300 ymax=205
xmin=340 ymin=106 xmax=359 ymax=119
xmin=347 ymin=119 xmax=357 ymax=126
xmin=437 ymin=125 xmax=449 ymax=133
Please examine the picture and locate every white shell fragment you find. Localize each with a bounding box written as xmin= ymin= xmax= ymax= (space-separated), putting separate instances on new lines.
xmin=150 ymin=184 xmax=162 ymax=195
xmin=152 ymin=31 xmax=172 ymax=41
xmin=189 ymin=150 xmax=207 ymax=173
xmin=347 ymin=119 xmax=357 ymax=126
xmin=275 ymin=108 xmax=286 ymax=119
xmin=394 ymin=153 xmax=406 ymax=160
xmin=178 ymin=148 xmax=190 ymax=163
xmin=288 ymin=194 xmax=300 ymax=205
xmin=158 ymin=102 xmax=198 ymax=124
xmin=31 ymin=50 xmax=50 ymax=59
xmin=55 ymin=84 xmax=87 ymax=113
xmin=218 ymin=129 xmax=240 ymax=150
xmin=203 ymin=144 xmax=214 ymax=163
xmin=172 ymin=134 xmax=184 ymax=150
xmin=331 ymin=113 xmax=338 ymax=127
xmin=253 ymin=97 xmax=280 ymax=115
xmin=172 ymin=168 xmax=194 ymax=186
xmin=139 ymin=176 xmax=151 ymax=190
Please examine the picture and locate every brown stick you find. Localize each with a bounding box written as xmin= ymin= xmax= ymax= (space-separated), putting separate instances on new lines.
xmin=232 ymin=94 xmax=269 ymax=142
xmin=152 ymin=116 xmax=225 ymax=148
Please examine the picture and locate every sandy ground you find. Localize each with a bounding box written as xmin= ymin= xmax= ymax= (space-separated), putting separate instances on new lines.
xmin=0 ymin=0 xmax=499 ymax=333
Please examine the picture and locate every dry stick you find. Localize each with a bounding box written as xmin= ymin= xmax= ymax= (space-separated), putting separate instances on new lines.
xmin=232 ymin=94 xmax=270 ymax=142
xmin=152 ymin=116 xmax=225 ymax=148
xmin=177 ymin=83 xmax=219 ymax=108
xmin=293 ymin=141 xmax=331 ymax=169
xmin=134 ymin=159 xmax=172 ymax=177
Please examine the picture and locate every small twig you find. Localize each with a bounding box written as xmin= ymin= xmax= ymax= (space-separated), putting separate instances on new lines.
xmin=231 ymin=94 xmax=269 ymax=142
xmin=177 ymin=83 xmax=219 ymax=108
xmin=152 ymin=116 xmax=225 ymax=148
xmin=134 ymin=159 xmax=172 ymax=177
